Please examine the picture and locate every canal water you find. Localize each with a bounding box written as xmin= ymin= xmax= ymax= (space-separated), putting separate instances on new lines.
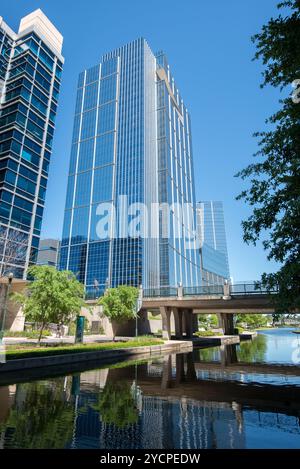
xmin=0 ymin=328 xmax=300 ymax=449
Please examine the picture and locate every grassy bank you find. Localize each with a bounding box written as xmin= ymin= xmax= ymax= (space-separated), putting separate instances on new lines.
xmin=5 ymin=336 xmax=164 ymax=361
xmin=194 ymin=331 xmax=222 ymax=337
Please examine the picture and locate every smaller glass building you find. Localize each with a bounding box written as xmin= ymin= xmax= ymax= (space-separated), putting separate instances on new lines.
xmin=36 ymin=238 xmax=60 ymax=267
xmin=0 ymin=10 xmax=64 ymax=278
xmin=197 ymin=201 xmax=230 ymax=285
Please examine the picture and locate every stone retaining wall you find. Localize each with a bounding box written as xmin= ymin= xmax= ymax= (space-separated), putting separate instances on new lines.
xmin=0 ymin=340 xmax=193 ymax=373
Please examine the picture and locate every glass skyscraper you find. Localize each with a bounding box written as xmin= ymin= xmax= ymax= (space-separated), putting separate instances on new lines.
xmin=196 ymin=201 xmax=230 ymax=284
xmin=60 ymin=38 xmax=200 ymax=297
xmin=0 ymin=10 xmax=64 ymax=278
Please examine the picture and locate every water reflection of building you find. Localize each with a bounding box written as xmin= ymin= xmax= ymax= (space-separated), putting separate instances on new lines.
xmin=142 ymin=396 xmax=245 ymax=449
xmin=63 ymin=390 xmax=246 ymax=449
xmin=1 ymin=352 xmax=300 ymax=449
xmin=62 ymin=357 xmax=247 ymax=449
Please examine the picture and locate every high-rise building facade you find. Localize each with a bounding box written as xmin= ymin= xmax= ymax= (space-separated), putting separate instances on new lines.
xmin=60 ymin=38 xmax=200 ymax=297
xmin=37 ymin=238 xmax=60 ymax=267
xmin=0 ymin=10 xmax=64 ymax=278
xmin=196 ymin=201 xmax=230 ymax=284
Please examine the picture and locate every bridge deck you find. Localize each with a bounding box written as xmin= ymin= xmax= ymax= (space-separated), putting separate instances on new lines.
xmin=142 ymin=294 xmax=275 ymax=313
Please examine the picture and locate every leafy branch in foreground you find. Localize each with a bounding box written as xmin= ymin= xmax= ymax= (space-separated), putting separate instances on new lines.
xmin=236 ymin=1 xmax=300 ymax=312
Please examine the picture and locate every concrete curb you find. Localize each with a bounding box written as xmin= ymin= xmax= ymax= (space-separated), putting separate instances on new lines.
xmin=192 ymin=335 xmax=240 ymax=346
xmin=0 ymin=340 xmax=193 ymax=373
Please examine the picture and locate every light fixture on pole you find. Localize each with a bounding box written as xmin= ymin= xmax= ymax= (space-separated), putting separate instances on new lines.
xmin=135 ymin=285 xmax=143 ymax=337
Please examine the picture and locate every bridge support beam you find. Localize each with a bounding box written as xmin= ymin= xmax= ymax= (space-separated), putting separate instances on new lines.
xmin=183 ymin=309 xmax=194 ymax=338
xmin=186 ymin=352 xmax=197 ymax=380
xmin=175 ymin=353 xmax=185 ymax=383
xmin=220 ymin=344 xmax=238 ymax=366
xmin=160 ymin=306 xmax=171 ymax=340
xmin=161 ymin=354 xmax=172 ymax=389
xmin=192 ymin=313 xmax=198 ymax=333
xmin=218 ymin=313 xmax=235 ymax=335
xmin=173 ymin=308 xmax=183 ymax=339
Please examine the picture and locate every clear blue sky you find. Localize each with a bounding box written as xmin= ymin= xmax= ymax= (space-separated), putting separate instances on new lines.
xmin=2 ymin=0 xmax=284 ymax=281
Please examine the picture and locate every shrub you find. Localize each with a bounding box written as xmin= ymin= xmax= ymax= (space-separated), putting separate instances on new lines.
xmin=194 ymin=330 xmax=222 ymax=337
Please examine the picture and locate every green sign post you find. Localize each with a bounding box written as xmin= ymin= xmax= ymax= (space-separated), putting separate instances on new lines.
xmin=75 ymin=315 xmax=85 ymax=343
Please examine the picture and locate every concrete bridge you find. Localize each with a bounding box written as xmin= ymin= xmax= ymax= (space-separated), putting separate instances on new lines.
xmin=141 ymin=283 xmax=278 ymax=339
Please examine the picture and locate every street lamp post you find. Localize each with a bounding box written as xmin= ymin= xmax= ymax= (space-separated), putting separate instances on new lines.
xmin=0 ymin=272 xmax=14 ymax=341
xmin=135 ymin=285 xmax=143 ymax=337
xmin=104 ymin=277 xmax=109 ymax=295
xmin=93 ymin=279 xmax=99 ymax=300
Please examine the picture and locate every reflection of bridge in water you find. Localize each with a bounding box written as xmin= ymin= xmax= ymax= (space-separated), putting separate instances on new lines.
xmin=76 ymin=353 xmax=300 ymax=447
xmin=136 ymin=353 xmax=300 ymax=415
xmin=194 ymin=344 xmax=300 ymax=377
xmin=1 ymin=350 xmax=300 ymax=449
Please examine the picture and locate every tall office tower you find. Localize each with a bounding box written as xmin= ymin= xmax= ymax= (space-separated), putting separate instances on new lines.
xmin=0 ymin=10 xmax=63 ymax=278
xmin=196 ymin=201 xmax=230 ymax=284
xmin=60 ymin=38 xmax=200 ymax=297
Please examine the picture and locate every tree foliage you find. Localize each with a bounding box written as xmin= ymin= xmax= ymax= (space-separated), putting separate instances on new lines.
xmin=98 ymin=285 xmax=139 ymax=340
xmin=235 ymin=314 xmax=269 ymax=329
xmin=94 ymin=381 xmax=138 ymax=428
xmin=0 ymin=379 xmax=75 ymax=448
xmin=237 ymin=334 xmax=267 ymax=363
xmin=236 ymin=1 xmax=300 ymax=312
xmin=12 ymin=266 xmax=84 ymax=341
xmin=198 ymin=314 xmax=218 ymax=330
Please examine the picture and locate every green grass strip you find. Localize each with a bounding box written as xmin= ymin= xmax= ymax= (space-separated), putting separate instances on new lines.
xmin=4 ymin=337 xmax=164 ymax=361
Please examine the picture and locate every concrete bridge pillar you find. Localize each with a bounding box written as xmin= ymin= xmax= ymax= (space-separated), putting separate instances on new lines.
xmin=218 ymin=313 xmax=235 ymax=335
xmin=161 ymin=354 xmax=172 ymax=389
xmin=175 ymin=353 xmax=185 ymax=383
xmin=220 ymin=344 xmax=238 ymax=366
xmin=185 ymin=352 xmax=197 ymax=380
xmin=173 ymin=307 xmax=183 ymax=339
xmin=160 ymin=306 xmax=171 ymax=340
xmin=183 ymin=309 xmax=193 ymax=338
xmin=192 ymin=313 xmax=198 ymax=333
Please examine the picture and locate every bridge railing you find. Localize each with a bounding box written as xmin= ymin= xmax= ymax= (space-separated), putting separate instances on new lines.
xmin=143 ymin=287 xmax=178 ymax=298
xmin=230 ymin=283 xmax=275 ymax=295
xmin=142 ymin=282 xmax=277 ymax=298
xmin=183 ymin=285 xmax=223 ymax=296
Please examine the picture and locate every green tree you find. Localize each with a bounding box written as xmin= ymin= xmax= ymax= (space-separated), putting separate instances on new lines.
xmin=93 ymin=381 xmax=138 ymax=428
xmin=198 ymin=314 xmax=209 ymax=330
xmin=235 ymin=314 xmax=268 ymax=329
xmin=12 ymin=266 xmax=84 ymax=342
xmin=236 ymin=1 xmax=300 ymax=313
xmin=0 ymin=379 xmax=75 ymax=448
xmin=209 ymin=314 xmax=219 ymax=327
xmin=98 ymin=285 xmax=138 ymax=340
xmin=198 ymin=314 xmax=218 ymax=330
xmin=272 ymin=312 xmax=285 ymax=325
xmin=237 ymin=334 xmax=267 ymax=363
